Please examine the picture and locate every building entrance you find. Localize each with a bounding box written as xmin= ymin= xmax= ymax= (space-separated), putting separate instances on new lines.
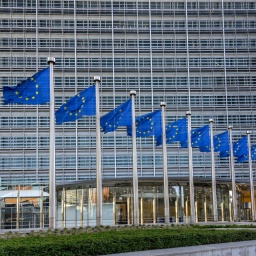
xmin=115 ymin=202 xmax=127 ymax=224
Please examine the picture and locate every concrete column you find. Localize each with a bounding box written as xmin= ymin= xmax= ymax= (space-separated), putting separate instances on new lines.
xmin=140 ymin=194 xmax=143 ymax=225
xmin=175 ymin=198 xmax=178 ymax=223
xmin=204 ymin=195 xmax=207 ymax=222
xmin=127 ymin=195 xmax=130 ymax=225
xmin=195 ymin=200 xmax=198 ymax=222
xmin=80 ymin=189 xmax=84 ymax=227
xmin=61 ymin=188 xmax=66 ymax=228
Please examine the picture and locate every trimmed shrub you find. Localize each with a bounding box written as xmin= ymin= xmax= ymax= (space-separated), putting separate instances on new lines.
xmin=0 ymin=227 xmax=256 ymax=255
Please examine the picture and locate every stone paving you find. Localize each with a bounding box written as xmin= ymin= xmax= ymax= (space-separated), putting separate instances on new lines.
xmin=106 ymin=240 xmax=256 ymax=256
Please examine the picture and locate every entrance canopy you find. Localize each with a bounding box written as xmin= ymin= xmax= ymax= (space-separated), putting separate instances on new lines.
xmin=56 ymin=176 xmax=248 ymax=191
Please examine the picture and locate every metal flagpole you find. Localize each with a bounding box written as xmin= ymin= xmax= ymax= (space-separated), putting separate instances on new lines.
xmin=209 ymin=119 xmax=218 ymax=222
xmin=130 ymin=90 xmax=139 ymax=225
xmin=186 ymin=111 xmax=195 ymax=224
xmin=228 ymin=126 xmax=237 ymax=221
xmin=160 ymin=102 xmax=169 ymax=224
xmin=48 ymin=57 xmax=56 ymax=229
xmin=94 ymin=76 xmax=102 ymax=226
xmin=247 ymin=131 xmax=255 ymax=221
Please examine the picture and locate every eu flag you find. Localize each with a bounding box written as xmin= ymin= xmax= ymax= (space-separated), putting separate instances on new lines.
xmin=213 ymin=131 xmax=229 ymax=158
xmin=237 ymin=144 xmax=256 ymax=163
xmin=191 ymin=125 xmax=210 ymax=152
xmin=233 ymin=136 xmax=247 ymax=157
xmin=127 ymin=109 xmax=161 ymax=138
xmin=3 ymin=67 xmax=49 ymax=105
xmin=55 ymin=85 xmax=96 ymax=125
xmin=156 ymin=118 xmax=187 ymax=146
xmin=181 ymin=125 xmax=210 ymax=151
xmin=100 ymin=99 xmax=131 ymax=133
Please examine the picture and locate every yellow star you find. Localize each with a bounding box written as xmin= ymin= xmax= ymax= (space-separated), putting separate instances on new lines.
xmin=26 ymin=97 xmax=29 ymax=100
xmin=36 ymin=84 xmax=39 ymax=88
xmin=32 ymin=96 xmax=35 ymax=99
xmin=69 ymin=113 xmax=72 ymax=116
xmin=64 ymin=106 xmax=67 ymax=110
xmin=36 ymin=91 xmax=38 ymax=95
xmin=15 ymin=91 xmax=19 ymax=95
xmin=30 ymin=77 xmax=34 ymax=81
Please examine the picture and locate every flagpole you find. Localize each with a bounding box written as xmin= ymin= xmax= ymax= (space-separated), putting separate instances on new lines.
xmin=246 ymin=131 xmax=255 ymax=221
xmin=48 ymin=57 xmax=56 ymax=229
xmin=228 ymin=126 xmax=237 ymax=221
xmin=160 ymin=102 xmax=169 ymax=224
xmin=94 ymin=76 xmax=102 ymax=226
xmin=209 ymin=119 xmax=218 ymax=222
xmin=130 ymin=90 xmax=139 ymax=225
xmin=186 ymin=111 xmax=195 ymax=224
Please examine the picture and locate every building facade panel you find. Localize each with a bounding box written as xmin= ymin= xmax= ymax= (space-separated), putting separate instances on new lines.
xmin=0 ymin=0 xmax=255 ymax=186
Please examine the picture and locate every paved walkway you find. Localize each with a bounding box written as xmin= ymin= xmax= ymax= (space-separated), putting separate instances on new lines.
xmin=106 ymin=240 xmax=256 ymax=256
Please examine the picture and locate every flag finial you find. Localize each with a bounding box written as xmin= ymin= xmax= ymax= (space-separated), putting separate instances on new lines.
xmin=130 ymin=90 xmax=136 ymax=96
xmin=47 ymin=57 xmax=56 ymax=65
xmin=94 ymin=76 xmax=101 ymax=82
xmin=160 ymin=102 xmax=166 ymax=107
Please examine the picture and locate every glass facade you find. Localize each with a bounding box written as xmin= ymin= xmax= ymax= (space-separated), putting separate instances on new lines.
xmin=55 ymin=179 xmax=249 ymax=226
xmin=0 ymin=0 xmax=255 ymax=211
xmin=0 ymin=179 xmax=251 ymax=228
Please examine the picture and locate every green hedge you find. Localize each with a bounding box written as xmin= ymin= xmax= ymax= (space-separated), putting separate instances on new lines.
xmin=0 ymin=227 xmax=256 ymax=255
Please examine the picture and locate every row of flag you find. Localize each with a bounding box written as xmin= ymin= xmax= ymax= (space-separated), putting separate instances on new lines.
xmin=2 ymin=67 xmax=255 ymax=164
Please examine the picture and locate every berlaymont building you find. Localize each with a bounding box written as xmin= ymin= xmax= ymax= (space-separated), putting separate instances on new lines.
xmin=0 ymin=0 xmax=256 ymax=229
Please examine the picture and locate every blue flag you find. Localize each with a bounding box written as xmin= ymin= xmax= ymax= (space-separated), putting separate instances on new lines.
xmin=156 ymin=118 xmax=187 ymax=146
xmin=191 ymin=125 xmax=210 ymax=152
xmin=127 ymin=109 xmax=161 ymax=138
xmin=237 ymin=144 xmax=256 ymax=163
xmin=3 ymin=67 xmax=49 ymax=105
xmin=55 ymin=85 xmax=96 ymax=125
xmin=100 ymin=99 xmax=131 ymax=133
xmin=233 ymin=136 xmax=247 ymax=157
xmin=214 ymin=131 xmax=230 ymax=158
xmin=181 ymin=125 xmax=210 ymax=152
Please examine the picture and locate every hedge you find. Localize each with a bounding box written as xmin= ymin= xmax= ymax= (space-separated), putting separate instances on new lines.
xmin=0 ymin=226 xmax=256 ymax=255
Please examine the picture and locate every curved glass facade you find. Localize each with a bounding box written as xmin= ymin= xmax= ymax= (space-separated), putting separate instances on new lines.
xmin=0 ymin=179 xmax=252 ymax=228
xmin=55 ymin=178 xmax=249 ymax=227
